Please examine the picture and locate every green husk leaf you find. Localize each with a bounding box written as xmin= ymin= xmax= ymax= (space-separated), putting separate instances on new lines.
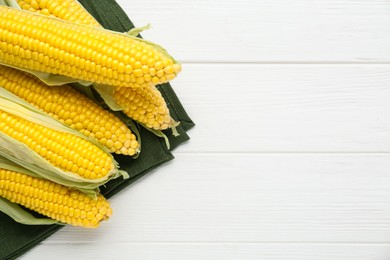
xmin=93 ymin=83 xmax=124 ymax=111
xmin=127 ymin=24 xmax=151 ymax=37
xmin=70 ymin=83 xmax=99 ymax=102
xmin=1 ymin=0 xmax=20 ymax=9
xmin=0 ymin=156 xmax=42 ymax=179
xmin=170 ymin=120 xmax=181 ymax=137
xmin=0 ymin=197 xmax=59 ymax=225
xmin=0 ymin=87 xmax=127 ymax=195
xmin=0 ymin=62 xmax=93 ymax=86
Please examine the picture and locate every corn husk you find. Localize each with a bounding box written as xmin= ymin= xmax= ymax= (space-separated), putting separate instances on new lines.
xmin=0 ymin=198 xmax=59 ymax=225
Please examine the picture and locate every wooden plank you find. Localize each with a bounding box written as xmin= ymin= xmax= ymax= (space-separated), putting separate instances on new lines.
xmin=172 ymin=64 xmax=390 ymax=152
xmin=19 ymin=243 xmax=390 ymax=260
xmin=32 ymin=154 xmax=390 ymax=243
xmin=117 ymin=0 xmax=390 ymax=62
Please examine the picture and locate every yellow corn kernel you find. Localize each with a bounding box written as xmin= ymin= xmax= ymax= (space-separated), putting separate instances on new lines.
xmin=0 ymin=6 xmax=181 ymax=88
xmin=0 ymin=65 xmax=139 ymax=155
xmin=0 ymin=109 xmax=113 ymax=180
xmin=114 ymin=84 xmax=174 ymax=130
xmin=16 ymin=0 xmax=101 ymax=27
xmin=0 ymin=169 xmax=112 ymax=228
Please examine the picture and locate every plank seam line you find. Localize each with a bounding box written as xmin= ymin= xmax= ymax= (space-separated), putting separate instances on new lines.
xmin=174 ymin=151 xmax=390 ymax=155
xmin=181 ymin=61 xmax=390 ymax=65
xmin=42 ymin=241 xmax=390 ymax=245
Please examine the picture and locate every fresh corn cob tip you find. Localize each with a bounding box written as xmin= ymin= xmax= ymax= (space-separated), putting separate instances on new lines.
xmin=114 ymin=85 xmax=174 ymax=130
xmin=16 ymin=0 xmax=101 ymax=27
xmin=0 ymin=6 xmax=181 ymax=88
xmin=0 ymin=169 xmax=112 ymax=228
xmin=0 ymin=65 xmax=140 ymax=156
xmin=0 ymin=109 xmax=114 ymax=180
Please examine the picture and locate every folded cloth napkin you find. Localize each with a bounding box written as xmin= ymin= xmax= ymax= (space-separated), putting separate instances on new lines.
xmin=0 ymin=0 xmax=194 ymax=259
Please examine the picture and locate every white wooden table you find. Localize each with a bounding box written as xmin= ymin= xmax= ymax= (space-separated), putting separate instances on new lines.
xmin=21 ymin=0 xmax=390 ymax=259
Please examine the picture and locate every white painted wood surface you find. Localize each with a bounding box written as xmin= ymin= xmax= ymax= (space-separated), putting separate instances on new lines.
xmin=21 ymin=0 xmax=390 ymax=259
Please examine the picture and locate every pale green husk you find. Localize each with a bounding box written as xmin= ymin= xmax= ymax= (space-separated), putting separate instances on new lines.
xmin=0 ymin=156 xmax=42 ymax=177
xmin=127 ymin=24 xmax=151 ymax=37
xmin=0 ymin=87 xmax=128 ymax=196
xmin=0 ymin=198 xmax=60 ymax=225
xmin=93 ymin=83 xmax=124 ymax=111
xmin=0 ymin=0 xmax=20 ymax=9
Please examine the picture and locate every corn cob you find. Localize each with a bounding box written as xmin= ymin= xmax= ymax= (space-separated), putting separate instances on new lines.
xmin=0 ymin=168 xmax=112 ymax=228
xmin=0 ymin=6 xmax=181 ymax=88
xmin=114 ymin=85 xmax=173 ymax=130
xmin=17 ymin=0 xmax=176 ymax=130
xmin=16 ymin=0 xmax=100 ymax=27
xmin=0 ymin=65 xmax=139 ymax=155
xmin=0 ymin=109 xmax=113 ymax=180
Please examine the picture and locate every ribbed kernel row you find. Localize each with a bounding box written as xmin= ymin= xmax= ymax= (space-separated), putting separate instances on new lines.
xmin=16 ymin=0 xmax=101 ymax=27
xmin=0 ymin=169 xmax=112 ymax=228
xmin=0 ymin=6 xmax=181 ymax=88
xmin=0 ymin=65 xmax=139 ymax=155
xmin=0 ymin=109 xmax=113 ymax=179
xmin=114 ymin=84 xmax=173 ymax=130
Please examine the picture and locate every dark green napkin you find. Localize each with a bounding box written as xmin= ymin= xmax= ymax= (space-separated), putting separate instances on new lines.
xmin=0 ymin=1 xmax=194 ymax=259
